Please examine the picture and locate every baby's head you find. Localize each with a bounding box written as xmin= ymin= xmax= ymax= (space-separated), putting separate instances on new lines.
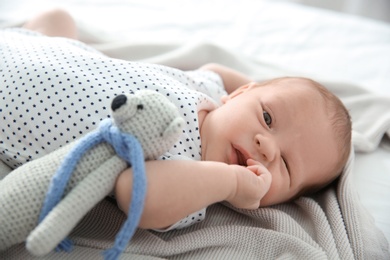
xmin=286 ymin=78 xmax=352 ymax=198
xmin=201 ymin=77 xmax=351 ymax=206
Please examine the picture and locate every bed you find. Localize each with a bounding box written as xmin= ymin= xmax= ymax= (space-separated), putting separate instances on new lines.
xmin=0 ymin=0 xmax=389 ymax=259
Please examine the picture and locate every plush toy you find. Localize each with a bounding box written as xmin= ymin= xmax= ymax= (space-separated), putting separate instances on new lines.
xmin=0 ymin=90 xmax=184 ymax=259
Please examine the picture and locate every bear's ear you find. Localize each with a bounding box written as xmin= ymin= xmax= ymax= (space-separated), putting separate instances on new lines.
xmin=111 ymin=93 xmax=139 ymax=124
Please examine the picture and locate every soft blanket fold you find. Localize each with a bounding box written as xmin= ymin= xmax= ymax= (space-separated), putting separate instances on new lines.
xmin=1 ymin=37 xmax=390 ymax=259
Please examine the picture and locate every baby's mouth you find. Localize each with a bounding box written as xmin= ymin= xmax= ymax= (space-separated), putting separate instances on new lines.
xmin=235 ymin=148 xmax=247 ymax=167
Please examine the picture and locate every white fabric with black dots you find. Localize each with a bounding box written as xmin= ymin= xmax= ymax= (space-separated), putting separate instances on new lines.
xmin=0 ymin=28 xmax=226 ymax=230
xmin=153 ymin=207 xmax=206 ymax=232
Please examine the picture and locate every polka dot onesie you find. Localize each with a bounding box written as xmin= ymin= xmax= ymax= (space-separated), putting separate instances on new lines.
xmin=0 ymin=28 xmax=227 ymax=230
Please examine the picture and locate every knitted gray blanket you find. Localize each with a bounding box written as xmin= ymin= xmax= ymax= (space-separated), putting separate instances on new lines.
xmin=1 ymin=42 xmax=389 ymax=260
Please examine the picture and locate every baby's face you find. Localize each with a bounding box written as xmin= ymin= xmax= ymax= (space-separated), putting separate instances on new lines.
xmin=200 ymin=78 xmax=339 ymax=206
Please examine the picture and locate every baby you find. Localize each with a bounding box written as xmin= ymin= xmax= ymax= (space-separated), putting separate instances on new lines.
xmin=115 ymin=68 xmax=352 ymax=230
xmin=1 ymin=9 xmax=351 ymax=231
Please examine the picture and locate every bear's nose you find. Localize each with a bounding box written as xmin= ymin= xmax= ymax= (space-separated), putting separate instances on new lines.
xmin=111 ymin=94 xmax=127 ymax=111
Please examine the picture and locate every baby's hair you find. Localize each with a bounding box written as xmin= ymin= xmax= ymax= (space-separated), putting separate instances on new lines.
xmin=257 ymin=77 xmax=352 ymax=197
xmin=308 ymin=78 xmax=352 ymax=176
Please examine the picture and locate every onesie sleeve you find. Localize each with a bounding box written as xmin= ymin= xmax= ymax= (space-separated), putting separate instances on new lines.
xmin=184 ymin=70 xmax=227 ymax=105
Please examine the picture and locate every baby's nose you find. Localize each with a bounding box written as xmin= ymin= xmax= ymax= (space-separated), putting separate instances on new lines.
xmin=254 ymin=134 xmax=277 ymax=163
xmin=111 ymin=94 xmax=127 ymax=111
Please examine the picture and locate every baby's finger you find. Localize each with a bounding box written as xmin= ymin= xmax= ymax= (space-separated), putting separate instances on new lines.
xmin=247 ymin=163 xmax=269 ymax=175
xmin=246 ymin=165 xmax=260 ymax=175
xmin=258 ymin=168 xmax=272 ymax=187
xmin=246 ymin=159 xmax=266 ymax=168
xmin=246 ymin=159 xmax=264 ymax=166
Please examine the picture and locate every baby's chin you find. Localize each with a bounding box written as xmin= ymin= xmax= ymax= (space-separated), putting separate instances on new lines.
xmin=259 ymin=197 xmax=272 ymax=207
xmin=259 ymin=193 xmax=289 ymax=207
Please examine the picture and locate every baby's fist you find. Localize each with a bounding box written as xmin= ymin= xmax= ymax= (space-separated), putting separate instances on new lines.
xmin=227 ymin=160 xmax=272 ymax=209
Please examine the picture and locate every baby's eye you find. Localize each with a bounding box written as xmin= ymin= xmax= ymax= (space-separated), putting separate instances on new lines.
xmin=263 ymin=111 xmax=272 ymax=126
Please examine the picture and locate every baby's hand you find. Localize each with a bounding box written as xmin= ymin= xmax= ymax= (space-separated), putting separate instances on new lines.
xmin=227 ymin=159 xmax=272 ymax=209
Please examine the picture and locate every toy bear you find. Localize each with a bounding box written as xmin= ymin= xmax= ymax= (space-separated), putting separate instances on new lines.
xmin=0 ymin=90 xmax=184 ymax=258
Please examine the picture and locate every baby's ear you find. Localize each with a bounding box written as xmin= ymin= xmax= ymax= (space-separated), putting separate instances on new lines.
xmin=221 ymin=82 xmax=257 ymax=104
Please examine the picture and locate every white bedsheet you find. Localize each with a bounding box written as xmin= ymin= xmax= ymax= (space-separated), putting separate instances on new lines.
xmin=1 ymin=0 xmax=389 ymax=244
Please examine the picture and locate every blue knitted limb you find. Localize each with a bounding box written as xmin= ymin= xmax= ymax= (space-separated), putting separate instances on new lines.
xmin=101 ymin=122 xmax=147 ymax=260
xmin=38 ymin=127 xmax=105 ymax=252
xmin=54 ymin=238 xmax=74 ymax=252
xmin=39 ymin=130 xmax=104 ymax=223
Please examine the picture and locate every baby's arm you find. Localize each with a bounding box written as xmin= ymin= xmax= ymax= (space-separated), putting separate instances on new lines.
xmin=115 ymin=159 xmax=271 ymax=230
xmin=200 ymin=63 xmax=253 ymax=94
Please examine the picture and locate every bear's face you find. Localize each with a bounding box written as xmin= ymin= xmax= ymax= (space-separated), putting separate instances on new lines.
xmin=111 ymin=90 xmax=184 ymax=160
